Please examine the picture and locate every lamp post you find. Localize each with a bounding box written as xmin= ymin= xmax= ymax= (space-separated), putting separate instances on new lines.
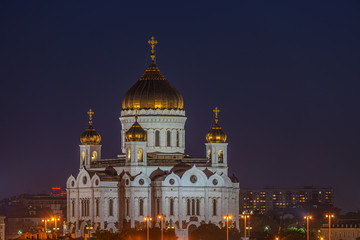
xmin=304 ymin=215 xmax=312 ymax=240
xmin=325 ymin=214 xmax=334 ymax=240
xmin=51 ymin=217 xmax=61 ymax=239
xmin=144 ymin=217 xmax=152 ymax=240
xmin=241 ymin=214 xmax=250 ymax=240
xmin=85 ymin=226 xmax=93 ymax=240
xmin=158 ymin=215 xmax=165 ymax=240
xmin=41 ymin=218 xmax=50 ymax=237
xmin=223 ymin=215 xmax=232 ymax=240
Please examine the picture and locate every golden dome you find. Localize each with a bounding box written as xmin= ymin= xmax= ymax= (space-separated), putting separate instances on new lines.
xmin=122 ymin=37 xmax=184 ymax=110
xmin=206 ymin=123 xmax=227 ymax=143
xmin=206 ymin=107 xmax=227 ymax=143
xmin=80 ymin=109 xmax=101 ymax=145
xmin=125 ymin=116 xmax=147 ymax=142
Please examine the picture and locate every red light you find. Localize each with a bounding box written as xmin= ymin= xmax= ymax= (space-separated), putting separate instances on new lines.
xmin=52 ymin=187 xmax=61 ymax=190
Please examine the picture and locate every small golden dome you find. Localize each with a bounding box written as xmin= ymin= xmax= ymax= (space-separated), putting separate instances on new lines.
xmin=80 ymin=109 xmax=101 ymax=145
xmin=206 ymin=107 xmax=227 ymax=143
xmin=125 ymin=116 xmax=147 ymax=142
xmin=206 ymin=123 xmax=227 ymax=143
xmin=122 ymin=37 xmax=184 ymax=110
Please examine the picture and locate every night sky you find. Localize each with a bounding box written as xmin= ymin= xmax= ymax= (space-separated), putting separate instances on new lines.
xmin=1 ymin=1 xmax=360 ymax=212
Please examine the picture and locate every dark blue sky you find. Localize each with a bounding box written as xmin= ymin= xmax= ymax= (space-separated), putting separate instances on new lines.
xmin=1 ymin=1 xmax=359 ymax=212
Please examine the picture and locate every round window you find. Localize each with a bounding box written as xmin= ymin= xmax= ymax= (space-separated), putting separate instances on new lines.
xmin=139 ymin=179 xmax=144 ymax=185
xmin=212 ymin=179 xmax=218 ymax=185
xmin=95 ymin=179 xmax=99 ymax=186
xmin=125 ymin=179 xmax=129 ymax=185
xmin=83 ymin=176 xmax=87 ymax=184
xmin=190 ymin=175 xmax=197 ymax=183
xmin=169 ymin=179 xmax=175 ymax=185
xmin=71 ymin=181 xmax=75 ymax=187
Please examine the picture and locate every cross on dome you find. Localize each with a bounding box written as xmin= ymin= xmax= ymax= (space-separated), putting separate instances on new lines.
xmin=87 ymin=108 xmax=94 ymax=125
xmin=148 ymin=36 xmax=158 ymax=62
xmin=213 ymin=107 xmax=220 ymax=124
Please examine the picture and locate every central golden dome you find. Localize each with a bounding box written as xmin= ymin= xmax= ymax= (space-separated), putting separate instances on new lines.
xmin=122 ymin=61 xmax=184 ymax=110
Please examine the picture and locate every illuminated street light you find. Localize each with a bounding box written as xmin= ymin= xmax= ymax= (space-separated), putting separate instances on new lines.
xmin=240 ymin=214 xmax=251 ymax=240
xmin=223 ymin=215 xmax=232 ymax=240
xmin=304 ymin=215 xmax=312 ymax=240
xmin=144 ymin=217 xmax=153 ymax=240
xmin=158 ymin=215 xmax=165 ymax=240
xmin=41 ymin=218 xmax=50 ymax=236
xmin=51 ymin=217 xmax=61 ymax=239
xmin=85 ymin=226 xmax=93 ymax=239
xmin=325 ymin=214 xmax=335 ymax=240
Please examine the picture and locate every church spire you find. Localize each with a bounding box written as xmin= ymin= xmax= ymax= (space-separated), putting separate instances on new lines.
xmin=148 ymin=36 xmax=158 ymax=62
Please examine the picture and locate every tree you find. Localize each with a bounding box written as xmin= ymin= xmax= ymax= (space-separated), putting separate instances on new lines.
xmin=189 ymin=223 xmax=240 ymax=240
xmin=90 ymin=228 xmax=177 ymax=240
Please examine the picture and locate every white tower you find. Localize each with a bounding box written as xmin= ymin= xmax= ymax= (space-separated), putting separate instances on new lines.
xmin=124 ymin=114 xmax=148 ymax=174
xmin=205 ymin=107 xmax=228 ymax=173
xmin=79 ymin=109 xmax=102 ymax=169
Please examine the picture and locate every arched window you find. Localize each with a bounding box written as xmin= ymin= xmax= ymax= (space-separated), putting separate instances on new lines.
xmin=213 ymin=199 xmax=217 ymax=216
xmin=95 ymin=199 xmax=99 ymax=217
xmin=139 ymin=199 xmax=144 ymax=216
xmin=170 ymin=198 xmax=174 ymax=216
xmin=187 ymin=199 xmax=190 ymax=215
xmin=196 ymin=199 xmax=200 ymax=215
xmin=137 ymin=148 xmax=143 ymax=162
xmin=192 ymin=199 xmax=195 ymax=215
xmin=156 ymin=199 xmax=160 ymax=216
xmin=127 ymin=148 xmax=131 ymax=162
xmin=218 ymin=150 xmax=224 ymax=163
xmin=167 ymin=130 xmax=171 ymax=147
xmin=109 ymin=199 xmax=113 ymax=216
xmin=81 ymin=200 xmax=84 ymax=216
xmin=71 ymin=200 xmax=75 ymax=217
xmin=176 ymin=131 xmax=180 ymax=147
xmin=155 ymin=131 xmax=160 ymax=147
xmin=126 ymin=199 xmax=129 ymax=217
xmin=208 ymin=149 xmax=212 ymax=159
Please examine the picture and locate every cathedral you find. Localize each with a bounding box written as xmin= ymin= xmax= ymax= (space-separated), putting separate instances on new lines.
xmin=66 ymin=37 xmax=240 ymax=239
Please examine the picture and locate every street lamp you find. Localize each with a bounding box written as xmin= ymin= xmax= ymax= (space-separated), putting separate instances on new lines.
xmin=325 ymin=214 xmax=334 ymax=240
xmin=158 ymin=215 xmax=165 ymax=240
xmin=304 ymin=215 xmax=312 ymax=240
xmin=241 ymin=214 xmax=250 ymax=240
xmin=223 ymin=215 xmax=232 ymax=240
xmin=51 ymin=217 xmax=61 ymax=239
xmin=41 ymin=218 xmax=50 ymax=237
xmin=85 ymin=226 xmax=93 ymax=240
xmin=144 ymin=217 xmax=152 ymax=240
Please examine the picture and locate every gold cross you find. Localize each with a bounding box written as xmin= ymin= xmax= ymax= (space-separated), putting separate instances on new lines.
xmin=87 ymin=108 xmax=94 ymax=125
xmin=135 ymin=110 xmax=138 ymax=121
xmin=213 ymin=107 xmax=220 ymax=123
xmin=148 ymin=36 xmax=158 ymax=62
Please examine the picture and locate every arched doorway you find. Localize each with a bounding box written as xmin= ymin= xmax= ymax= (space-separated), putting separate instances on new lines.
xmin=188 ymin=224 xmax=198 ymax=240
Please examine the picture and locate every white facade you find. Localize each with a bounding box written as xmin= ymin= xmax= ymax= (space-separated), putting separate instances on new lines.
xmin=66 ymin=57 xmax=239 ymax=240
